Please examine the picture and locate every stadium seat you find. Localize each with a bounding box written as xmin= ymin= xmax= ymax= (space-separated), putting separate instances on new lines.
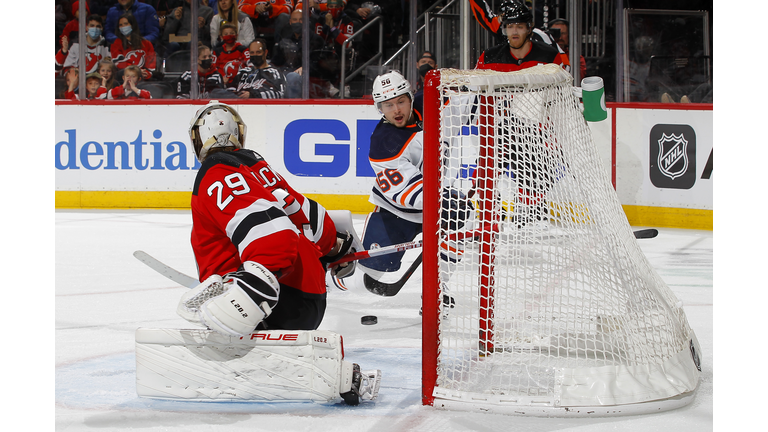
xmin=138 ymin=81 xmax=175 ymax=99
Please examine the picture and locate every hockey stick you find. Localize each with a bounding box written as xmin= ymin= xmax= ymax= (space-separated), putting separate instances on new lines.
xmin=328 ymin=225 xmax=495 ymax=269
xmin=363 ymin=252 xmax=423 ymax=297
xmin=328 ymin=239 xmax=423 ymax=268
xmin=133 ymin=250 xmax=198 ymax=288
xmin=361 ymin=227 xmax=654 ymax=297
xmin=633 ymin=229 xmax=658 ymax=239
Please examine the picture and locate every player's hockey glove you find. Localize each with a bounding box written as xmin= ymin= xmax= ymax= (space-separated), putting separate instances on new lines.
xmin=177 ymin=261 xmax=280 ymax=337
xmin=441 ymin=188 xmax=473 ymax=231
xmin=320 ymin=231 xmax=357 ymax=279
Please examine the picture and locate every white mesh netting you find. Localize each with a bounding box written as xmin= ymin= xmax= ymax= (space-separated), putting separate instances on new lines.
xmin=428 ymin=65 xmax=700 ymax=413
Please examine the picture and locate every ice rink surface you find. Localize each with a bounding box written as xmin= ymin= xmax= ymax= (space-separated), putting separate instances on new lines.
xmin=55 ymin=210 xmax=713 ymax=431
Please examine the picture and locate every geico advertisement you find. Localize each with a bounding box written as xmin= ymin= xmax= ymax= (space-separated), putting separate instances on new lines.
xmin=615 ymin=108 xmax=713 ymax=209
xmin=55 ymin=103 xmax=381 ymax=194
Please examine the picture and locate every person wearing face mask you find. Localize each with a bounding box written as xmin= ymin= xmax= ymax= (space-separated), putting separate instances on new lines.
xmin=210 ymin=0 xmax=255 ymax=48
xmin=212 ymin=23 xmax=250 ymax=85
xmin=104 ymin=0 xmax=161 ymax=46
xmin=110 ymin=13 xmax=158 ymax=80
xmin=174 ymin=44 xmax=227 ymax=98
xmin=415 ymin=51 xmax=436 ymax=91
xmin=56 ymin=14 xmax=111 ymax=78
xmin=227 ymin=39 xmax=287 ymax=99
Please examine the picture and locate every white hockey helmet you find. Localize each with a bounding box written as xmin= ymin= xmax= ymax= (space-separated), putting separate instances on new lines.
xmin=371 ymin=70 xmax=413 ymax=115
xmin=188 ymin=100 xmax=247 ymax=162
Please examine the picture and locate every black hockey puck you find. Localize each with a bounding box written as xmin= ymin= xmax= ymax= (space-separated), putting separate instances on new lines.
xmin=361 ymin=315 xmax=378 ymax=325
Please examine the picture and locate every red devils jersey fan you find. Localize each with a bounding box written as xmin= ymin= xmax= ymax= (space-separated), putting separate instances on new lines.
xmin=475 ymin=0 xmax=566 ymax=72
xmin=179 ymin=101 xmax=355 ymax=337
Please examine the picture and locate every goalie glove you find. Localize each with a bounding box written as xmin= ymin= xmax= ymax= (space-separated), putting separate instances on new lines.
xmin=320 ymin=231 xmax=357 ymax=279
xmin=177 ymin=261 xmax=280 ymax=337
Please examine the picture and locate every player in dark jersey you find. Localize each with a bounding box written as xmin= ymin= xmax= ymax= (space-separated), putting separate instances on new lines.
xmin=470 ymin=0 xmax=570 ymax=71
xmin=475 ymin=0 xmax=565 ymax=71
xmin=179 ymin=101 xmax=355 ymax=338
xmin=475 ymin=0 xmax=565 ymax=227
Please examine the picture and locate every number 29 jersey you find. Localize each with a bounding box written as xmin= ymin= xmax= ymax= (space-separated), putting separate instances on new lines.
xmin=190 ymin=149 xmax=337 ymax=296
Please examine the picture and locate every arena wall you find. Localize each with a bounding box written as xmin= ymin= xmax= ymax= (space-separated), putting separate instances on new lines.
xmin=54 ymin=100 xmax=712 ymax=230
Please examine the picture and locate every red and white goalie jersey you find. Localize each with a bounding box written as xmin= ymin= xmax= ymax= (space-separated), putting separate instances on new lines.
xmin=191 ymin=148 xmax=337 ymax=296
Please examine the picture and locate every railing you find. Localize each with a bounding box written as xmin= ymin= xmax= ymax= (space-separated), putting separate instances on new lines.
xmin=339 ymin=16 xmax=384 ymax=99
xmin=382 ymin=0 xmax=459 ymax=79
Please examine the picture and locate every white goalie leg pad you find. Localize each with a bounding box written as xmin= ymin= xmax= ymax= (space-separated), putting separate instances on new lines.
xmin=135 ymin=328 xmax=381 ymax=404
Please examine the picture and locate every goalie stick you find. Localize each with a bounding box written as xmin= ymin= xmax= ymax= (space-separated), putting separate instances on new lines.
xmin=135 ymin=228 xmax=656 ymax=292
xmin=133 ymin=250 xmax=198 ymax=288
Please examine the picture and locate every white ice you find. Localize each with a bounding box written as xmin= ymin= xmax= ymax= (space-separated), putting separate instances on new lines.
xmin=55 ymin=210 xmax=713 ymax=431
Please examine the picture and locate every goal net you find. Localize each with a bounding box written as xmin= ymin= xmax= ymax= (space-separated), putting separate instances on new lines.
xmin=420 ymin=65 xmax=701 ymax=416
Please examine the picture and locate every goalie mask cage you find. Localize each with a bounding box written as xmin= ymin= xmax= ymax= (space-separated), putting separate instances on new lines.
xmin=421 ymin=65 xmax=701 ymax=417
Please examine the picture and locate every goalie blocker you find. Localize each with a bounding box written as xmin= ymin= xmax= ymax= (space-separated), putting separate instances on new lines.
xmin=135 ymin=328 xmax=381 ymax=405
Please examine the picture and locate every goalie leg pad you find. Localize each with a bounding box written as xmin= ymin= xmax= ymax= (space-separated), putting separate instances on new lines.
xmin=135 ymin=328 xmax=381 ymax=404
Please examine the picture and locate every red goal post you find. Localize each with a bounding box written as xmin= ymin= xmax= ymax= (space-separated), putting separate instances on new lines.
xmin=421 ymin=65 xmax=701 ymax=416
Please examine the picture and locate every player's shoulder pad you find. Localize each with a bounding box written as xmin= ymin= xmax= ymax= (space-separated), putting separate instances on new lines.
xmin=369 ymin=120 xmax=421 ymax=161
xmin=192 ymin=149 xmax=265 ymax=195
xmin=530 ymin=39 xmax=560 ymax=60
xmin=481 ymin=42 xmax=512 ymax=62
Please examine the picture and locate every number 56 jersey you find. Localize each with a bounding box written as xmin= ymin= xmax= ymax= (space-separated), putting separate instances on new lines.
xmin=368 ymin=119 xmax=425 ymax=224
xmin=190 ymin=148 xmax=337 ymax=296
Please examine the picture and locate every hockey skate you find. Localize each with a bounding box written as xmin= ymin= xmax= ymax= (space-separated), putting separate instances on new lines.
xmin=510 ymin=202 xmax=549 ymax=229
xmin=340 ymin=363 xmax=382 ymax=406
xmin=419 ymin=286 xmax=456 ymax=320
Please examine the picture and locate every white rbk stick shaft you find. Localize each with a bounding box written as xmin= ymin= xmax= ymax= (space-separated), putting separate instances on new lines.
xmin=327 ymin=225 xmax=498 ymax=268
xmin=329 ymin=240 xmax=423 ymax=267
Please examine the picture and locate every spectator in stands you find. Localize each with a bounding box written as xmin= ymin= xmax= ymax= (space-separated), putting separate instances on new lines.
xmin=239 ymin=0 xmax=292 ymax=44
xmin=212 ymin=23 xmax=250 ymax=85
xmin=228 ymin=38 xmax=287 ymax=99
xmin=84 ymin=72 xmax=108 ymax=99
xmin=163 ymin=0 xmax=215 ymax=57
xmin=111 ymin=13 xmax=158 ymax=80
xmin=98 ymin=59 xmax=119 ymax=92
xmin=315 ymin=0 xmax=363 ymax=65
xmin=105 ymin=0 xmax=161 ymax=46
xmin=547 ymin=19 xmax=586 ymax=79
xmin=59 ymin=1 xmax=90 ymax=51
xmin=627 ymin=35 xmax=654 ymax=102
xmin=56 ymin=14 xmax=110 ymax=77
xmin=175 ymin=44 xmax=227 ymax=98
xmin=210 ymin=0 xmax=255 ymax=48
xmin=415 ymin=50 xmax=436 ymax=92
xmin=344 ymin=1 xmax=387 ymax=62
xmin=272 ymin=9 xmax=326 ymax=98
xmin=63 ymin=67 xmax=80 ymax=99
xmin=108 ymin=65 xmax=153 ymax=99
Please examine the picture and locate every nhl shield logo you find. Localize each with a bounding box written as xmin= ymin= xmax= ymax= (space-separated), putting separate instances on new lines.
xmin=649 ymin=124 xmax=696 ymax=190
xmin=657 ymin=133 xmax=688 ymax=180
